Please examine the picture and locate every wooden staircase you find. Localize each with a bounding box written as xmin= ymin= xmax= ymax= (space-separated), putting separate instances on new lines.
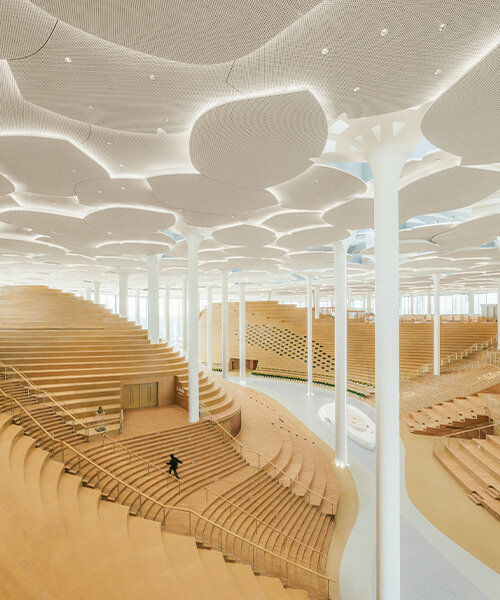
xmin=0 ymin=412 xmax=310 ymax=599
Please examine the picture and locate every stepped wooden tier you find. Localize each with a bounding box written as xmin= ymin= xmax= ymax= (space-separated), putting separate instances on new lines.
xmin=199 ymin=301 xmax=498 ymax=392
xmin=0 ymin=286 xmax=240 ymax=435
xmin=0 ymin=413 xmax=312 ymax=600
xmin=434 ymin=431 xmax=500 ymax=520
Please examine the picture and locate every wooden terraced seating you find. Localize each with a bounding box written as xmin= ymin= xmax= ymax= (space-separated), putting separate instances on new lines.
xmin=406 ymin=395 xmax=492 ymax=435
xmin=199 ymin=301 xmax=497 ymax=388
xmin=0 ymin=413 xmax=310 ymax=600
xmin=198 ymin=469 xmax=335 ymax=591
xmin=434 ymin=434 xmax=500 ymax=520
xmin=0 ymin=286 xmax=238 ymax=434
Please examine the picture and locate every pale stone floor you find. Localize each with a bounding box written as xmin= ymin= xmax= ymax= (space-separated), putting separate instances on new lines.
xmin=230 ymin=375 xmax=500 ymax=600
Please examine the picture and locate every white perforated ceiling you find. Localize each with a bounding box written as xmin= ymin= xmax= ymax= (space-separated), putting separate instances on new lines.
xmin=421 ymin=44 xmax=500 ymax=165
xmin=30 ymin=0 xmax=320 ymax=64
xmin=1 ymin=2 xmax=500 ymax=291
xmin=190 ymin=91 xmax=328 ymax=190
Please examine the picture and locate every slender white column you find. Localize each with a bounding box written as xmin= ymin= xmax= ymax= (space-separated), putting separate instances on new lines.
xmin=347 ymin=287 xmax=352 ymax=310
xmin=267 ymin=290 xmax=272 ymax=301
xmin=181 ymin=275 xmax=188 ymax=353
xmin=369 ymin=143 xmax=409 ymax=600
xmin=164 ymin=285 xmax=170 ymax=342
xmin=221 ymin=270 xmax=229 ymax=379
xmin=147 ymin=255 xmax=160 ymax=344
xmin=314 ymin=287 xmax=320 ymax=319
xmin=366 ymin=292 xmax=372 ymax=314
xmin=135 ymin=288 xmax=141 ymax=325
xmin=468 ymin=291 xmax=475 ymax=316
xmin=207 ymin=286 xmax=213 ymax=370
xmin=239 ymin=283 xmax=246 ymax=385
xmin=410 ymin=293 xmax=416 ymax=315
xmin=186 ymin=232 xmax=202 ymax=423
xmin=497 ymin=281 xmax=500 ymax=343
xmin=85 ymin=285 xmax=92 ymax=301
xmin=426 ymin=291 xmax=432 ymax=316
xmin=306 ymin=275 xmax=313 ymax=397
xmin=433 ymin=274 xmax=441 ymax=375
xmin=118 ymin=272 xmax=128 ymax=318
xmin=93 ymin=281 xmax=101 ymax=304
xmin=334 ymin=241 xmax=347 ymax=467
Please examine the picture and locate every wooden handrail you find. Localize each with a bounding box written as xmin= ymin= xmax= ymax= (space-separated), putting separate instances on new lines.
xmin=206 ymin=486 xmax=325 ymax=556
xmin=0 ymin=361 xmax=181 ymax=488
xmin=199 ymin=381 xmax=336 ymax=515
xmin=0 ymin=390 xmax=337 ymax=586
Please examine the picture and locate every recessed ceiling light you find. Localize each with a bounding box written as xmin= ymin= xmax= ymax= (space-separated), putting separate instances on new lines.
xmin=322 ymin=48 xmax=329 ymax=55
xmin=120 ymin=187 xmax=125 ymax=190
xmin=88 ymin=105 xmax=93 ymax=110
xmin=64 ymin=57 xmax=72 ymax=63
xmin=380 ymin=28 xmax=389 ymax=36
xmin=107 ymin=141 xmax=112 ymax=145
xmin=97 ymin=190 xmax=102 ymax=194
xmin=434 ymin=68 xmax=442 ymax=76
xmin=353 ymin=86 xmax=360 ymax=92
xmin=433 ymin=158 xmax=441 ymax=163
xmin=119 ymin=163 xmax=124 ymax=167
xmin=149 ymin=74 xmax=156 ymax=80
xmin=439 ymin=23 xmax=447 ymax=32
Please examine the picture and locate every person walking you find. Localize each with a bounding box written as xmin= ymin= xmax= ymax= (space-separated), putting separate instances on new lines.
xmin=166 ymin=453 xmax=182 ymax=480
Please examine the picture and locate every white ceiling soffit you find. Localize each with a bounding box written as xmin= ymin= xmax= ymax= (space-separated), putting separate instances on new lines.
xmin=227 ymin=1 xmax=500 ymax=121
xmin=212 ymin=225 xmax=276 ymax=247
xmin=0 ymin=0 xmax=57 ymax=60
xmin=189 ymin=91 xmax=327 ymax=190
xmin=75 ymin=178 xmax=157 ymax=207
xmin=322 ymin=197 xmax=374 ymax=230
xmin=261 ymin=210 xmax=324 ymax=233
xmin=433 ymin=213 xmax=500 ymax=250
xmin=271 ymin=164 xmax=366 ymax=211
xmin=83 ymin=207 xmax=176 ymax=235
xmin=222 ymin=246 xmax=287 ymax=259
xmin=399 ymin=223 xmax=455 ymax=242
xmin=277 ymin=225 xmax=349 ymax=251
xmin=0 ymin=174 xmax=15 ymax=195
xmin=0 ymin=62 xmax=91 ymax=144
xmin=29 ymin=0 xmax=321 ymax=64
xmin=421 ymin=44 xmax=500 ymax=165
xmin=399 ymin=166 xmax=500 ymax=222
xmin=0 ymin=136 xmax=108 ymax=196
xmin=97 ymin=240 xmax=174 ymax=256
xmin=147 ymin=173 xmax=277 ymax=216
xmin=8 ymin=20 xmax=233 ymax=134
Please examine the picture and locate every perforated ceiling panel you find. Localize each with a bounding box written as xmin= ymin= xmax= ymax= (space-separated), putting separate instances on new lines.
xmin=399 ymin=167 xmax=500 ymax=222
xmin=0 ymin=174 xmax=15 ymax=195
xmin=147 ymin=174 xmax=277 ymax=216
xmin=277 ymin=225 xmax=349 ymax=251
xmin=228 ymin=1 xmax=500 ymax=120
xmin=83 ymin=207 xmax=175 ymax=235
xmin=0 ymin=0 xmax=56 ymax=60
xmin=323 ymin=198 xmax=374 ymax=230
xmin=271 ymin=165 xmax=366 ymax=211
xmin=8 ymin=21 xmax=233 ymax=133
xmin=75 ymin=178 xmax=157 ymax=207
xmin=30 ymin=0 xmax=320 ymax=64
xmin=421 ymin=44 xmax=500 ymax=165
xmin=213 ymin=225 xmax=276 ymax=247
xmin=0 ymin=137 xmax=108 ymax=196
xmin=189 ymin=91 xmax=327 ymax=190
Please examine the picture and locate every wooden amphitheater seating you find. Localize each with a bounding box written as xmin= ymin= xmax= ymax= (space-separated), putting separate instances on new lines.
xmin=0 ymin=286 xmax=238 ymax=435
xmin=405 ymin=395 xmax=492 ymax=435
xmin=0 ymin=413 xmax=309 ymax=600
xmin=434 ymin=433 xmax=500 ymax=520
xmin=199 ymin=301 xmax=497 ymax=388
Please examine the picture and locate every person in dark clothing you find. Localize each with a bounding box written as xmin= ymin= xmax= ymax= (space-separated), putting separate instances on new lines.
xmin=166 ymin=453 xmax=182 ymax=480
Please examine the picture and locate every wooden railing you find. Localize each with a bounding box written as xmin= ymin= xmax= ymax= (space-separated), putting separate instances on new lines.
xmin=199 ymin=397 xmax=337 ymax=516
xmin=0 ymin=361 xmax=182 ymax=491
xmin=0 ymin=390 xmax=337 ymax=598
